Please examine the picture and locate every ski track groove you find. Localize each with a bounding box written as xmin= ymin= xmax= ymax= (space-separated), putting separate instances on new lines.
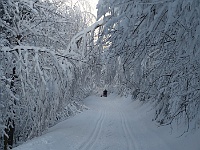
xmin=120 ymin=112 xmax=138 ymax=150
xmin=78 ymin=110 xmax=106 ymax=150
xmin=121 ymin=112 xmax=140 ymax=150
xmin=120 ymin=112 xmax=130 ymax=150
xmin=89 ymin=110 xmax=106 ymax=150
xmin=112 ymin=99 xmax=132 ymax=150
xmin=113 ymin=99 xmax=140 ymax=150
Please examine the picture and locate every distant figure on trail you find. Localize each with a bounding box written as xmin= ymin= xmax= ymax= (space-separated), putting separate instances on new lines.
xmin=103 ymin=89 xmax=107 ymax=97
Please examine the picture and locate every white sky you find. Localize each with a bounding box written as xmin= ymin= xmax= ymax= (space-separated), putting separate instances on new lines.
xmin=87 ymin=0 xmax=99 ymax=16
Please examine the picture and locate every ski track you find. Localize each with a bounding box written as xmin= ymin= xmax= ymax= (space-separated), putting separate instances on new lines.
xmin=78 ymin=110 xmax=106 ymax=150
xmin=120 ymin=112 xmax=132 ymax=150
xmin=113 ymin=98 xmax=140 ymax=150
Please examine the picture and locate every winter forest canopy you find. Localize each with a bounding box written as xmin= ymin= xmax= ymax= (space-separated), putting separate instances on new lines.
xmin=0 ymin=0 xmax=200 ymax=149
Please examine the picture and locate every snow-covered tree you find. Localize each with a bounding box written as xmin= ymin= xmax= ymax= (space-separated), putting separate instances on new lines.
xmin=0 ymin=0 xmax=94 ymax=149
xmin=96 ymin=0 xmax=200 ymax=133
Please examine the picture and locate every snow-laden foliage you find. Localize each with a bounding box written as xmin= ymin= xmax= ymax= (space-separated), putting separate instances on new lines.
xmin=97 ymin=0 xmax=200 ymax=133
xmin=63 ymin=19 xmax=105 ymax=91
xmin=0 ymin=0 xmax=94 ymax=149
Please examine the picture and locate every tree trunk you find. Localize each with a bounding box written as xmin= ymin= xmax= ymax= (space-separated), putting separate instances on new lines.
xmin=4 ymin=118 xmax=15 ymax=150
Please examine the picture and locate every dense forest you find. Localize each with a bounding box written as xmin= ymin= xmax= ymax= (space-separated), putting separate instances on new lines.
xmin=96 ymin=0 xmax=200 ymax=133
xmin=0 ymin=0 xmax=95 ymax=149
xmin=1 ymin=0 xmax=200 ymax=149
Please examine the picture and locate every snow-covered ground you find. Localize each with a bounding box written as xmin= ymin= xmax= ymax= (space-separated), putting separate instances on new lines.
xmin=13 ymin=94 xmax=200 ymax=150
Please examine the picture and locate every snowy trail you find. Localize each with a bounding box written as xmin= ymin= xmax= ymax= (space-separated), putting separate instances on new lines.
xmin=13 ymin=94 xmax=200 ymax=150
